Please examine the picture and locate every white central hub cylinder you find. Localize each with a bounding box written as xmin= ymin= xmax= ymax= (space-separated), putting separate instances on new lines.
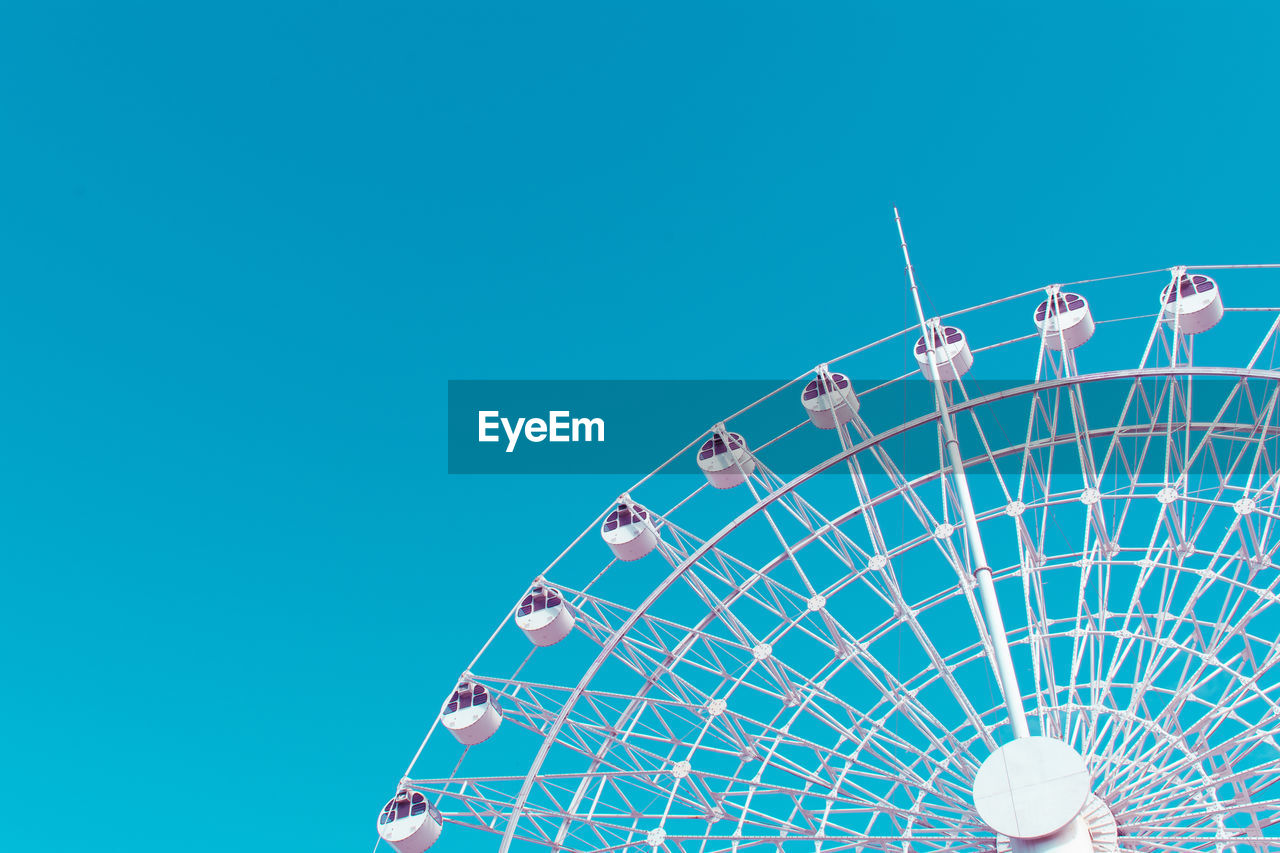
xmin=973 ymin=736 xmax=1091 ymax=840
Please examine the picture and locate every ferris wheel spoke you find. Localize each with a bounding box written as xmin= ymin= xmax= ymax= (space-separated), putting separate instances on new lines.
xmin=477 ymin=684 xmax=780 ymax=818
xmin=416 ymin=780 xmax=709 ymax=851
xmin=1160 ymin=671 xmax=1280 ymax=776
xmin=1103 ymin=699 xmax=1280 ymax=814
xmin=754 ymin=455 xmax=920 ymax=595
xmin=659 ymin=522 xmax=1002 ymax=758
xmin=1021 ymin=560 xmax=1063 ymax=731
xmin=566 ymin=583 xmax=940 ymax=773
xmin=1198 ymin=555 xmax=1272 ymax=654
xmin=745 ymin=475 xmax=869 ymax=582
xmin=570 ymin=556 xmax=962 ymax=757
xmin=1116 ymin=564 xmax=1277 ymax=736
xmin=1126 ymin=838 xmax=1280 ymax=852
xmin=1197 ymin=398 xmax=1280 ymax=570
xmin=715 ymin=481 xmax=1006 ymax=755
xmin=779 ymin=725 xmax=981 ymax=846
xmin=1094 ymin=663 xmax=1278 ymax=800
xmin=491 ymin=682 xmax=695 ymax=764
xmin=1246 ymin=474 xmax=1280 ymax=568
xmin=660 ymin=522 xmax=853 ymax=626
xmin=416 ymin=762 xmax=974 ymax=848
xmin=1176 ymin=373 xmax=1280 ymax=503
xmin=568 ymin=593 xmax=743 ymax=706
xmin=1120 ymin=756 xmax=1280 ymax=831
xmin=845 ymin=418 xmax=951 ymax=541
xmin=736 ymin=576 xmax=997 ymax=767
xmin=1017 ymin=395 xmax=1083 ymax=732
xmin=1015 ymin=384 xmax=1056 ymax=504
xmin=771 ymin=653 xmax=991 ymax=789
xmin=809 ymin=438 xmax=1041 ymax=748
xmin=584 ymin=614 xmax=997 ymax=822
xmin=1070 ymin=384 xmax=1120 ymax=556
xmin=748 ymin=454 xmax=917 ymax=615
xmin=651 ymin=538 xmax=887 ymax=694
xmin=947 ymin=383 xmax=1016 ymax=508
xmin=1095 ymin=559 xmax=1252 ymax=728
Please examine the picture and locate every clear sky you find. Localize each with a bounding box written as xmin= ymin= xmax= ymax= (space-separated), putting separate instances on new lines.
xmin=1 ymin=3 xmax=1278 ymax=851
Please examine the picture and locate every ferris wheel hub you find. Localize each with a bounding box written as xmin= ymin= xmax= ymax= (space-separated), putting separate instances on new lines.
xmin=973 ymin=736 xmax=1091 ymax=840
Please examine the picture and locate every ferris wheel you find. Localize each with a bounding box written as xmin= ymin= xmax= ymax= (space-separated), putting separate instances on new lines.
xmin=377 ymin=221 xmax=1280 ymax=853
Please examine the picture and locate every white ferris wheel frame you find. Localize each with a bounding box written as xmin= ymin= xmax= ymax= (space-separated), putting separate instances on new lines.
xmin=386 ymin=259 xmax=1280 ymax=853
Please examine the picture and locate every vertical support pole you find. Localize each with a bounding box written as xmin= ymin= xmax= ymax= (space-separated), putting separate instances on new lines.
xmin=894 ymin=208 xmax=1031 ymax=740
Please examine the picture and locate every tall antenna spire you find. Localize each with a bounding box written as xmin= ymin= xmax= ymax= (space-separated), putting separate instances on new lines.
xmin=894 ymin=208 xmax=1031 ymax=740
xmin=894 ymin=207 xmax=932 ymax=340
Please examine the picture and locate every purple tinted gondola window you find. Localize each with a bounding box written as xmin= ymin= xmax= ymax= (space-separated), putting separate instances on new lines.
xmin=1037 ymin=294 xmax=1085 ymax=322
xmin=699 ymin=433 xmax=745 ymax=459
xmin=605 ymin=504 xmax=647 ymax=530
xmin=917 ymin=329 xmax=962 ymax=353
xmin=802 ymin=374 xmax=850 ymax=400
xmin=1166 ymin=275 xmax=1216 ymax=303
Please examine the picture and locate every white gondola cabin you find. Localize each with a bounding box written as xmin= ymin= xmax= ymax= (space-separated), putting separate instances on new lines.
xmin=601 ymin=497 xmax=658 ymax=561
xmin=514 ymin=582 xmax=576 ymax=646
xmin=440 ymin=678 xmax=502 ymax=745
xmin=801 ymin=371 xmax=859 ymax=429
xmin=913 ymin=322 xmax=972 ymax=381
xmin=1033 ymin=289 xmax=1094 ymax=351
xmin=1160 ymin=271 xmax=1223 ymax=334
xmin=696 ymin=430 xmax=755 ymax=488
xmin=377 ymin=790 xmax=443 ymax=853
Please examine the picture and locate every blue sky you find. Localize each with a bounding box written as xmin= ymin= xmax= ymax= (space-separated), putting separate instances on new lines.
xmin=1 ymin=3 xmax=1278 ymax=851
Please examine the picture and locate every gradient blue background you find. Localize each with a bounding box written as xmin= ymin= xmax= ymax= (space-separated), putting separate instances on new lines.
xmin=2 ymin=3 xmax=1277 ymax=850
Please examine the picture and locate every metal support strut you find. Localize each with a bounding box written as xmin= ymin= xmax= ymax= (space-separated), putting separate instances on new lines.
xmin=894 ymin=208 xmax=1031 ymax=740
